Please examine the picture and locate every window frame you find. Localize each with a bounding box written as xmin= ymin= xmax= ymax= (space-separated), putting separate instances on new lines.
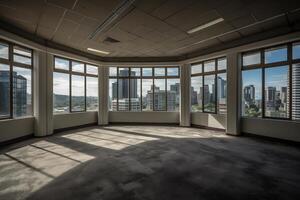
xmin=0 ymin=39 xmax=33 ymax=120
xmin=191 ymin=57 xmax=227 ymax=114
xmin=109 ymin=66 xmax=180 ymax=112
xmin=53 ymin=56 xmax=98 ymax=114
xmin=241 ymin=41 xmax=300 ymax=121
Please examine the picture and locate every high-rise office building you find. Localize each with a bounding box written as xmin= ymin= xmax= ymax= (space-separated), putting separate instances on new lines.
xmin=292 ymin=64 xmax=300 ymax=120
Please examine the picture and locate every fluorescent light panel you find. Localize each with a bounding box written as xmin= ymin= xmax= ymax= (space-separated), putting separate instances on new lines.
xmin=87 ymin=48 xmax=110 ymax=55
xmin=187 ymin=18 xmax=224 ymax=34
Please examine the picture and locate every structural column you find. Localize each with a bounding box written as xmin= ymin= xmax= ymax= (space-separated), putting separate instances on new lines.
xmin=33 ymin=50 xmax=53 ymax=136
xmin=226 ymin=52 xmax=241 ymax=135
xmin=98 ymin=66 xmax=109 ymax=125
xmin=180 ymin=63 xmax=191 ymax=126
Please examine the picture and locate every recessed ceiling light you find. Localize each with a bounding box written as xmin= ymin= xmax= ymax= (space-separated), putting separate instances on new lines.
xmin=87 ymin=48 xmax=110 ymax=55
xmin=187 ymin=18 xmax=224 ymax=34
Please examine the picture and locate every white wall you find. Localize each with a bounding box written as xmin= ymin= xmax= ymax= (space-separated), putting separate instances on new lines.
xmin=242 ymin=118 xmax=300 ymax=142
xmin=109 ymin=112 xmax=179 ymax=124
xmin=53 ymin=112 xmax=98 ymax=130
xmin=0 ymin=117 xmax=34 ymax=143
xmin=191 ymin=113 xmax=226 ymax=130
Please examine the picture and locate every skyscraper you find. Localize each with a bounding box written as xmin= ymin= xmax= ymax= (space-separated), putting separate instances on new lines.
xmin=244 ymin=85 xmax=255 ymax=104
xmin=292 ymin=64 xmax=300 ymax=120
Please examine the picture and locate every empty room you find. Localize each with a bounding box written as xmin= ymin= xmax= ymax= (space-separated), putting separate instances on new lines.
xmin=0 ymin=0 xmax=300 ymax=199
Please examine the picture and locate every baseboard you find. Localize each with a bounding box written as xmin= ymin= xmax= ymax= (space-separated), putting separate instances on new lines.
xmin=109 ymin=122 xmax=180 ymax=126
xmin=53 ymin=122 xmax=98 ymax=133
xmin=243 ymin=132 xmax=300 ymax=146
xmin=191 ymin=124 xmax=226 ymax=132
xmin=0 ymin=134 xmax=34 ymax=148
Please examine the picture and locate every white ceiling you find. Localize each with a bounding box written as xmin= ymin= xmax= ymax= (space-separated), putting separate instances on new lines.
xmin=0 ymin=0 xmax=300 ymax=59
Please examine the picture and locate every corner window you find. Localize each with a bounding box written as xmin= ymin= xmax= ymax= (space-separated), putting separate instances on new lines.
xmin=191 ymin=57 xmax=227 ymax=114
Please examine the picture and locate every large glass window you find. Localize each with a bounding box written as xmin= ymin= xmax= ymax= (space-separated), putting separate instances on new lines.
xmin=264 ymin=66 xmax=289 ymax=118
xmin=242 ymin=41 xmax=300 ymax=120
xmin=0 ymin=41 xmax=33 ymax=119
xmin=0 ymin=64 xmax=10 ymax=118
xmin=203 ymin=75 xmax=216 ymax=113
xmin=109 ymin=67 xmax=180 ymax=112
xmin=242 ymin=69 xmax=262 ymax=117
xmin=191 ymin=76 xmax=202 ymax=112
xmin=53 ymin=72 xmax=70 ymax=113
xmin=191 ymin=57 xmax=227 ymax=114
xmin=53 ymin=57 xmax=99 ymax=113
xmin=86 ymin=77 xmax=98 ymax=111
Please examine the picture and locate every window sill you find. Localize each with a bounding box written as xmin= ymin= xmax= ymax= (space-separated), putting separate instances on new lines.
xmin=53 ymin=111 xmax=98 ymax=115
xmin=241 ymin=117 xmax=300 ymax=123
xmin=0 ymin=116 xmax=34 ymax=122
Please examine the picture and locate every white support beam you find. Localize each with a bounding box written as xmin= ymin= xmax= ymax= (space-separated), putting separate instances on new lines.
xmin=226 ymin=52 xmax=241 ymax=135
xmin=98 ymin=66 xmax=109 ymax=125
xmin=180 ymin=64 xmax=191 ymax=126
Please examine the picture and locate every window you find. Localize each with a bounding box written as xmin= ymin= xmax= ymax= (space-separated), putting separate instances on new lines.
xmin=53 ymin=57 xmax=99 ymax=113
xmin=71 ymin=75 xmax=85 ymax=112
xmin=203 ymin=75 xmax=216 ymax=112
xmin=242 ymin=69 xmax=262 ymax=117
xmin=109 ymin=67 xmax=180 ymax=112
xmin=242 ymin=52 xmax=261 ymax=66
xmin=0 ymin=41 xmax=33 ymax=119
xmin=293 ymin=43 xmax=300 ymax=60
xmin=242 ymin=41 xmax=300 ymax=120
xmin=53 ymin=72 xmax=69 ymax=113
xmin=264 ymin=66 xmax=289 ymax=118
xmin=86 ymin=77 xmax=98 ymax=111
xmin=191 ymin=57 xmax=227 ymax=114
xmin=264 ymin=46 xmax=287 ymax=64
xmin=0 ymin=43 xmax=8 ymax=59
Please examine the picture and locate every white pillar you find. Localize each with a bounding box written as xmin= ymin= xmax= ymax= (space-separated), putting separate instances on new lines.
xmin=226 ymin=52 xmax=241 ymax=135
xmin=180 ymin=63 xmax=191 ymax=126
xmin=34 ymin=50 xmax=53 ymax=136
xmin=98 ymin=66 xmax=109 ymax=125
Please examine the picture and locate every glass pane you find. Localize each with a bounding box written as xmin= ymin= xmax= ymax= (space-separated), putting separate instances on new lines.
xmin=142 ymin=79 xmax=153 ymax=111
xmin=204 ymin=60 xmax=215 ymax=72
xmin=265 ymin=46 xmax=287 ymax=64
xmin=13 ymin=55 xmax=31 ymax=65
xmin=130 ymin=68 xmax=141 ymax=77
xmin=154 ymin=79 xmax=166 ymax=111
xmin=86 ymin=65 xmax=98 ymax=75
xmin=109 ymin=67 xmax=117 ymax=77
xmin=242 ymin=69 xmax=262 ymax=117
xmin=71 ymin=75 xmax=85 ymax=112
xmin=13 ymin=67 xmax=32 ymax=117
xmin=55 ymin=58 xmax=69 ymax=70
xmin=203 ymin=75 xmax=216 ymax=112
xmin=217 ymin=73 xmax=227 ymax=114
xmin=292 ymin=64 xmax=300 ymax=120
xmin=293 ymin=43 xmax=300 ymax=60
xmin=0 ymin=43 xmax=9 ymax=59
xmin=142 ymin=68 xmax=152 ymax=77
xmin=72 ymin=61 xmax=84 ymax=73
xmin=191 ymin=63 xmax=202 ymax=74
xmin=167 ymin=79 xmax=180 ymax=111
xmin=167 ymin=67 xmax=179 ymax=76
xmin=130 ymin=78 xmax=141 ymax=111
xmin=191 ymin=76 xmax=202 ymax=112
xmin=265 ymin=66 xmax=289 ymax=118
xmin=119 ymin=68 xmax=129 ymax=77
xmin=0 ymin=64 xmax=10 ymax=117
xmin=53 ymin=72 xmax=69 ymax=113
xmin=118 ymin=78 xmax=129 ymax=111
xmin=217 ymin=58 xmax=227 ymax=71
xmin=154 ymin=68 xmax=165 ymax=76
xmin=13 ymin=46 xmax=31 ymax=57
xmin=109 ymin=78 xmax=117 ymax=111
xmin=86 ymin=77 xmax=98 ymax=111
xmin=243 ymin=52 xmax=261 ymax=66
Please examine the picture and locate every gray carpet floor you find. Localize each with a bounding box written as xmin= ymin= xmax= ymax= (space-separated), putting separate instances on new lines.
xmin=0 ymin=125 xmax=299 ymax=200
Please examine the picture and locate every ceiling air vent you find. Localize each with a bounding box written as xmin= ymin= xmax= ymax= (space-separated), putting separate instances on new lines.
xmin=103 ymin=37 xmax=120 ymax=43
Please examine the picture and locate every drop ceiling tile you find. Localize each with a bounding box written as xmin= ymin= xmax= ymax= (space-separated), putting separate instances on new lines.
xmin=106 ymin=27 xmax=139 ymax=42
xmin=218 ymin=31 xmax=241 ymax=43
xmin=166 ymin=8 xmax=221 ymax=31
xmin=37 ymin=3 xmax=65 ymax=30
xmin=47 ymin=0 xmax=77 ymax=9
xmin=64 ymin=10 xmax=84 ymax=24
xmin=36 ymin=26 xmax=55 ymax=40
xmin=229 ymin=15 xmax=256 ymax=29
xmin=216 ymin=0 xmax=251 ymax=21
xmin=247 ymin=0 xmax=284 ymax=21
xmin=133 ymin=0 xmax=167 ymax=13
xmin=151 ymin=0 xmax=197 ymax=20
